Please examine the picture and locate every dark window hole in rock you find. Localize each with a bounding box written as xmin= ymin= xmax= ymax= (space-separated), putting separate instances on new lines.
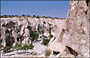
xmin=86 ymin=0 xmax=89 ymax=6
xmin=53 ymin=51 xmax=60 ymax=55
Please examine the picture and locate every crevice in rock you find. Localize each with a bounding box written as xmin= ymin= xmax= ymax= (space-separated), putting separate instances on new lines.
xmin=66 ymin=46 xmax=78 ymax=56
xmin=86 ymin=0 xmax=89 ymax=6
xmin=78 ymin=0 xmax=79 ymax=4
xmin=17 ymin=37 xmax=19 ymax=42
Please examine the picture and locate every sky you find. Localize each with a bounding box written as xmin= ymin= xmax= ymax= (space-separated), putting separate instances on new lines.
xmin=1 ymin=1 xmax=69 ymax=18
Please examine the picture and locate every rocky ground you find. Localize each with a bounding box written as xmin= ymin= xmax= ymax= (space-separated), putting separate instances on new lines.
xmin=0 ymin=0 xmax=90 ymax=58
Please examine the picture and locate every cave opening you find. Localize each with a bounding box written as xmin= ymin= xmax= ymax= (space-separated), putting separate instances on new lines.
xmin=86 ymin=0 xmax=89 ymax=6
xmin=53 ymin=51 xmax=60 ymax=55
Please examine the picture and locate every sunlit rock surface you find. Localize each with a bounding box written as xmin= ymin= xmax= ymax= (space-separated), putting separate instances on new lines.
xmin=64 ymin=0 xmax=89 ymax=57
xmin=0 ymin=0 xmax=90 ymax=57
xmin=0 ymin=16 xmax=65 ymax=57
xmin=49 ymin=0 xmax=90 ymax=57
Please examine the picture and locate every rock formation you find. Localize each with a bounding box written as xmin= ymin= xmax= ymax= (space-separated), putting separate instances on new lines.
xmin=64 ymin=0 xmax=89 ymax=57
xmin=0 ymin=17 xmax=65 ymax=50
xmin=49 ymin=0 xmax=90 ymax=57
xmin=0 ymin=0 xmax=90 ymax=57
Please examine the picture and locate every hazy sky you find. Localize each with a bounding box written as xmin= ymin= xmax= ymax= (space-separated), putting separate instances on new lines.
xmin=1 ymin=1 xmax=69 ymax=18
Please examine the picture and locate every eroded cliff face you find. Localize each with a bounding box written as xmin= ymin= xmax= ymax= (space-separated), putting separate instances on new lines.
xmin=0 ymin=17 xmax=65 ymax=47
xmin=63 ymin=0 xmax=89 ymax=57
xmin=0 ymin=0 xmax=90 ymax=57
xmin=48 ymin=0 xmax=90 ymax=57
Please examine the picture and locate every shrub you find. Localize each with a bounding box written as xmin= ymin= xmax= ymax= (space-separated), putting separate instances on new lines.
xmin=13 ymin=43 xmax=22 ymax=50
xmin=21 ymin=44 xmax=33 ymax=50
xmin=22 ymin=14 xmax=26 ymax=16
xmin=42 ymin=16 xmax=46 ymax=18
xmin=37 ymin=15 xmax=40 ymax=18
xmin=42 ymin=35 xmax=47 ymax=38
xmin=49 ymin=34 xmax=53 ymax=39
xmin=33 ymin=15 xmax=36 ymax=17
xmin=2 ymin=15 xmax=8 ymax=18
xmin=3 ymin=46 xmax=11 ymax=53
xmin=21 ymin=44 xmax=33 ymax=53
xmin=0 ymin=48 xmax=3 ymax=51
xmin=42 ymin=39 xmax=50 ymax=46
xmin=30 ymin=31 xmax=39 ymax=41
xmin=15 ymin=15 xmax=18 ymax=16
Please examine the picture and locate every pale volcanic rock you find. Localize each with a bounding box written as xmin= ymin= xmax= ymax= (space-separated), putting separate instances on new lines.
xmin=61 ymin=0 xmax=89 ymax=57
xmin=49 ymin=42 xmax=66 ymax=55
xmin=24 ymin=28 xmax=30 ymax=37
xmin=12 ymin=30 xmax=19 ymax=43
xmin=1 ymin=0 xmax=89 ymax=57
xmin=1 ymin=17 xmax=65 ymax=47
xmin=48 ymin=0 xmax=90 ymax=57
xmin=22 ymin=37 xmax=31 ymax=45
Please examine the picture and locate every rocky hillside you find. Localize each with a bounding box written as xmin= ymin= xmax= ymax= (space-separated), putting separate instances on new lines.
xmin=0 ymin=16 xmax=65 ymax=57
xmin=0 ymin=0 xmax=90 ymax=58
xmin=49 ymin=0 xmax=90 ymax=57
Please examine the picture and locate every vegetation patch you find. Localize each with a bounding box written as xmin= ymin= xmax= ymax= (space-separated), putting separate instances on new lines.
xmin=49 ymin=34 xmax=53 ymax=39
xmin=13 ymin=43 xmax=22 ymax=50
xmin=30 ymin=31 xmax=39 ymax=41
xmin=3 ymin=46 xmax=12 ymax=53
xmin=21 ymin=44 xmax=34 ymax=50
xmin=42 ymin=39 xmax=50 ymax=46
xmin=42 ymin=35 xmax=47 ymax=38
